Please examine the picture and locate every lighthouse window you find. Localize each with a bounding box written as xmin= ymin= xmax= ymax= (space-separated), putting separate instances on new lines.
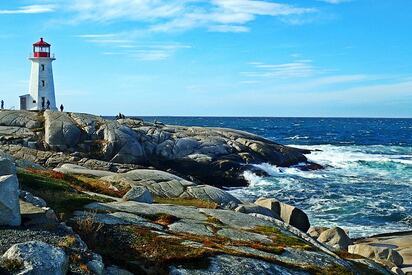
xmin=41 ymin=64 xmax=45 ymax=71
xmin=41 ymin=80 xmax=45 ymax=87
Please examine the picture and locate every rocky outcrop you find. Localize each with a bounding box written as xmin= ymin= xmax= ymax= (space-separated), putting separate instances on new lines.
xmin=70 ymin=200 xmax=388 ymax=275
xmin=54 ymin=163 xmax=242 ymax=208
xmin=349 ymin=244 xmax=403 ymax=267
xmin=1 ymin=241 xmax=69 ymax=275
xmin=255 ymin=197 xmax=310 ymax=232
xmin=352 ymin=232 xmax=412 ymax=274
xmin=317 ymin=227 xmax=353 ymax=251
xmin=0 ymin=110 xmax=313 ymax=188
xmin=0 ymin=158 xmax=21 ymax=226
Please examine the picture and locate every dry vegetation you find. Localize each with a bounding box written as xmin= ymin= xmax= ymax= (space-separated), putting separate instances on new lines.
xmin=154 ymin=196 xmax=219 ymax=209
xmin=17 ymin=169 xmax=112 ymax=219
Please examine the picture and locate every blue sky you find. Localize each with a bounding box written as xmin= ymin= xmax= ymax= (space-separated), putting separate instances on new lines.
xmin=0 ymin=0 xmax=411 ymax=117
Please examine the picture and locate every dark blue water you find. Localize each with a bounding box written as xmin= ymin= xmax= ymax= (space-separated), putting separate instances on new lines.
xmin=138 ymin=117 xmax=412 ymax=146
xmin=136 ymin=117 xmax=412 ymax=237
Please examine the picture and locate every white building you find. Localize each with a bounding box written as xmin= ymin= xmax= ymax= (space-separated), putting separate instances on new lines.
xmin=20 ymin=38 xmax=57 ymax=111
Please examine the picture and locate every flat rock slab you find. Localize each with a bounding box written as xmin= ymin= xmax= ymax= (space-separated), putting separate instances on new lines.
xmin=85 ymin=201 xmax=208 ymax=221
xmin=217 ymin=228 xmax=272 ymax=244
xmin=169 ymin=220 xmax=214 ymax=237
xmin=73 ymin=211 xmax=163 ymax=230
xmin=199 ymin=208 xmax=273 ymax=229
xmin=103 ymin=169 xmax=196 ymax=198
xmin=54 ymin=164 xmax=116 ymax=178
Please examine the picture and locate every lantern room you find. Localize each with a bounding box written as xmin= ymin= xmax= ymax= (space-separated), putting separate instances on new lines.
xmin=33 ymin=38 xmax=51 ymax=58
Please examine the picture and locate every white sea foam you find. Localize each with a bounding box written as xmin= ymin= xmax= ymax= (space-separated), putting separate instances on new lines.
xmin=289 ymin=144 xmax=412 ymax=169
xmin=235 ymin=144 xmax=412 ymax=237
xmin=252 ymin=163 xmax=325 ymax=179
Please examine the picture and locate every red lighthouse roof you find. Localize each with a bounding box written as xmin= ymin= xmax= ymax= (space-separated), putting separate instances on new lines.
xmin=33 ymin=38 xmax=50 ymax=47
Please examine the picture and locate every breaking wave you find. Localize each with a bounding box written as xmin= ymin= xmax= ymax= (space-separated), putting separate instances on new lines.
xmin=231 ymin=144 xmax=412 ymax=238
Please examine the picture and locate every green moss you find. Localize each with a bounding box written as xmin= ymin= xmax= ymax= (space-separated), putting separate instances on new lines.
xmin=70 ymin=222 xmax=212 ymax=274
xmin=17 ymin=169 xmax=111 ymax=219
xmin=154 ymin=196 xmax=219 ymax=209
xmin=251 ymin=226 xmax=312 ymax=250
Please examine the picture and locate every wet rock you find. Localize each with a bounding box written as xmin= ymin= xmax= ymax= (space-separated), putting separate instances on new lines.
xmin=317 ymin=227 xmax=353 ymax=251
xmin=255 ymin=198 xmax=310 ymax=232
xmin=2 ymin=241 xmax=69 ymax=275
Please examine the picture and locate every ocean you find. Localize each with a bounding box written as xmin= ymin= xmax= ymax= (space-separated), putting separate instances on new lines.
xmin=137 ymin=117 xmax=412 ymax=238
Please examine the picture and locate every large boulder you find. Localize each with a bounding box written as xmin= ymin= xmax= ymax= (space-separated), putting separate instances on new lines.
xmin=348 ymin=243 xmax=404 ymax=267
xmin=123 ymin=186 xmax=153 ymax=204
xmin=44 ymin=111 xmax=81 ymax=150
xmin=307 ymin=226 xmax=329 ymax=239
xmin=0 ymin=175 xmax=21 ymax=226
xmin=317 ymin=227 xmax=353 ymax=251
xmin=255 ymin=198 xmax=310 ymax=232
xmin=1 ymin=241 xmax=69 ymax=275
xmin=181 ymin=185 xmax=241 ymax=208
xmin=235 ymin=203 xmax=279 ymax=219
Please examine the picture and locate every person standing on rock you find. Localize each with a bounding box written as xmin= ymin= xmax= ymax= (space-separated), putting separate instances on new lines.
xmin=46 ymin=100 xmax=51 ymax=110
xmin=1 ymin=100 xmax=4 ymax=109
xmin=60 ymin=104 xmax=64 ymax=112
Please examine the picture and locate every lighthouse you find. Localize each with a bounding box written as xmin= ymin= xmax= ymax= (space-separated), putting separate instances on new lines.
xmin=20 ymin=38 xmax=57 ymax=111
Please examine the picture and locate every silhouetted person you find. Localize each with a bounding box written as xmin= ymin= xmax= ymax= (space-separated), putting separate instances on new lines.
xmin=1 ymin=100 xmax=4 ymax=109
xmin=41 ymin=98 xmax=45 ymax=110
xmin=46 ymin=100 xmax=50 ymax=109
xmin=60 ymin=104 xmax=64 ymax=112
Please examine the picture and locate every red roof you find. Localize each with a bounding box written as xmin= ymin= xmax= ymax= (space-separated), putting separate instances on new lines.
xmin=33 ymin=38 xmax=51 ymax=47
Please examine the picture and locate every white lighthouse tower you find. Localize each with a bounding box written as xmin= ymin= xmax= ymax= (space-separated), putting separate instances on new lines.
xmin=20 ymin=38 xmax=57 ymax=111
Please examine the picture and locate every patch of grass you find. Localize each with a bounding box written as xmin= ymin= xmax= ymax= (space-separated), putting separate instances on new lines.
xmin=17 ymin=169 xmax=111 ymax=220
xmin=142 ymin=213 xmax=179 ymax=226
xmin=154 ymin=196 xmax=219 ymax=209
xmin=251 ymin=226 xmax=312 ymax=250
xmin=72 ymin=175 xmax=126 ymax=197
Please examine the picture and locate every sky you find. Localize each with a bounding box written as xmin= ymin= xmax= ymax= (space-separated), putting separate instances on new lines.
xmin=0 ymin=0 xmax=411 ymax=117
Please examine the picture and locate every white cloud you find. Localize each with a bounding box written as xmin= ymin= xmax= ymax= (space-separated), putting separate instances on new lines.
xmin=242 ymin=60 xmax=316 ymax=78
xmin=0 ymin=5 xmax=55 ymax=14
xmin=81 ymin=33 xmax=191 ymax=61
xmin=318 ymin=0 xmax=352 ymax=4
xmin=64 ymin=0 xmax=315 ymax=32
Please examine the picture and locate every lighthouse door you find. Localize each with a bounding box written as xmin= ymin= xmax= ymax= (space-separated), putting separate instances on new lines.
xmin=20 ymin=96 xmax=27 ymax=110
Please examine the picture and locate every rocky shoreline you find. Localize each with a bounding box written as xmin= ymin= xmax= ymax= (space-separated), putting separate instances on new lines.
xmin=0 ymin=110 xmax=410 ymax=274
